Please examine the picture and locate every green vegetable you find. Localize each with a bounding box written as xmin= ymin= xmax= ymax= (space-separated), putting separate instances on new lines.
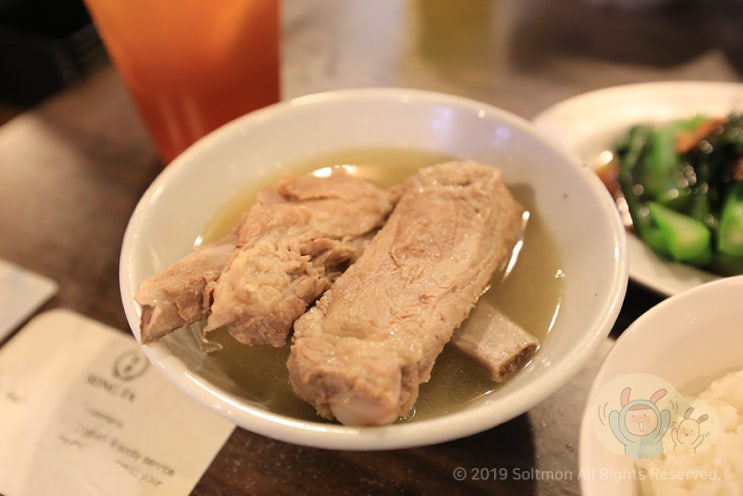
xmin=613 ymin=114 xmax=743 ymax=275
xmin=616 ymin=125 xmax=669 ymax=256
xmin=646 ymin=202 xmax=711 ymax=263
xmin=719 ymin=182 xmax=743 ymax=256
xmin=641 ymin=124 xmax=690 ymax=206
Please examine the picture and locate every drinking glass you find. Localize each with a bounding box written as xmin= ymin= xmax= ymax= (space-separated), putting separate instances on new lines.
xmin=83 ymin=0 xmax=280 ymax=163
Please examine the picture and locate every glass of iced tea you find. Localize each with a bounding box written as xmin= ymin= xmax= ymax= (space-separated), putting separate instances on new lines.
xmin=83 ymin=0 xmax=280 ymax=163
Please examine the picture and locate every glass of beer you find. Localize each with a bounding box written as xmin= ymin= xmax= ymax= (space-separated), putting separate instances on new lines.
xmin=83 ymin=0 xmax=280 ymax=163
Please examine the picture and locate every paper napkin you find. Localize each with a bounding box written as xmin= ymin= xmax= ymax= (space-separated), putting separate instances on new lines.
xmin=0 ymin=309 xmax=235 ymax=496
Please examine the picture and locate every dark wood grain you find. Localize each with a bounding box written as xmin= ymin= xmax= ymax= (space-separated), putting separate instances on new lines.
xmin=0 ymin=0 xmax=737 ymax=494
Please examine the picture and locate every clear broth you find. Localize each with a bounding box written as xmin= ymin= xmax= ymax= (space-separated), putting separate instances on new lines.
xmin=199 ymin=147 xmax=565 ymax=422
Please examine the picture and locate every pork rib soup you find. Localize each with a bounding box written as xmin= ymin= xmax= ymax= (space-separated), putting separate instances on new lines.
xmin=143 ymin=147 xmax=565 ymax=424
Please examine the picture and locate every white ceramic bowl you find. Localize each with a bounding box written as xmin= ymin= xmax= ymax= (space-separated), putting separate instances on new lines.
xmin=120 ymin=88 xmax=628 ymax=450
xmin=580 ymin=275 xmax=743 ymax=495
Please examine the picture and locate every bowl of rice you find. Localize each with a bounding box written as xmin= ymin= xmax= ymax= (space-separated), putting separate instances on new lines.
xmin=580 ymin=275 xmax=743 ymax=495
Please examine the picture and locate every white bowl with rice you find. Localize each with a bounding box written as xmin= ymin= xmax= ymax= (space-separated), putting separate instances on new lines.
xmin=580 ymin=275 xmax=743 ymax=495
xmin=120 ymin=88 xmax=627 ymax=450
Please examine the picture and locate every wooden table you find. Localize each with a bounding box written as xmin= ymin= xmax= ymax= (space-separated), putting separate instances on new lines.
xmin=1 ymin=0 xmax=740 ymax=494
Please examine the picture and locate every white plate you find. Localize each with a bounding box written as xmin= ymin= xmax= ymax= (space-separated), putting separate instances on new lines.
xmin=533 ymin=81 xmax=743 ymax=296
xmin=579 ymin=275 xmax=743 ymax=495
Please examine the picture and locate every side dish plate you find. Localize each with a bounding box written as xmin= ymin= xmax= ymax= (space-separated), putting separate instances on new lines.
xmin=533 ymin=81 xmax=743 ymax=296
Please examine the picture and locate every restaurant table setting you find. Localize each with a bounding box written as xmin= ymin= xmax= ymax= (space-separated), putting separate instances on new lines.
xmin=1 ymin=0 xmax=742 ymax=495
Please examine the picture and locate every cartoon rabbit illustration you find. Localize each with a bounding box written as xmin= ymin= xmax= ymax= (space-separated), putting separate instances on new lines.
xmin=608 ymin=387 xmax=671 ymax=458
xmin=671 ymin=407 xmax=708 ymax=452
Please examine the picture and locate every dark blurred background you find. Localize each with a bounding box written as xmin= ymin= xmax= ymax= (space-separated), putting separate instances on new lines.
xmin=0 ymin=0 xmax=103 ymax=107
xmin=2 ymin=0 xmax=742 ymax=119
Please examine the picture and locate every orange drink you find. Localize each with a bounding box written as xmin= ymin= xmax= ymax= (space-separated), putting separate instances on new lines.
xmin=84 ymin=0 xmax=280 ymax=163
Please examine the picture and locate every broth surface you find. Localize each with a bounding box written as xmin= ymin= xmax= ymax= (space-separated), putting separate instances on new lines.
xmin=199 ymin=148 xmax=565 ymax=422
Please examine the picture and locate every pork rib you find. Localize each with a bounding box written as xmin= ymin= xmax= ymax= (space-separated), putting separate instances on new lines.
xmin=135 ymin=232 xmax=237 ymax=344
xmin=287 ymin=161 xmax=525 ymax=426
xmin=205 ymin=168 xmax=395 ymax=346
xmin=451 ymin=302 xmax=539 ymax=383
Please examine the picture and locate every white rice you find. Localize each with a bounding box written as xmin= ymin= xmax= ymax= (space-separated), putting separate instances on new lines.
xmin=636 ymin=369 xmax=743 ymax=495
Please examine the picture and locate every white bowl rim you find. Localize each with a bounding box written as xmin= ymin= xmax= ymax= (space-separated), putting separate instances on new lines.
xmin=120 ymin=87 xmax=629 ymax=450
